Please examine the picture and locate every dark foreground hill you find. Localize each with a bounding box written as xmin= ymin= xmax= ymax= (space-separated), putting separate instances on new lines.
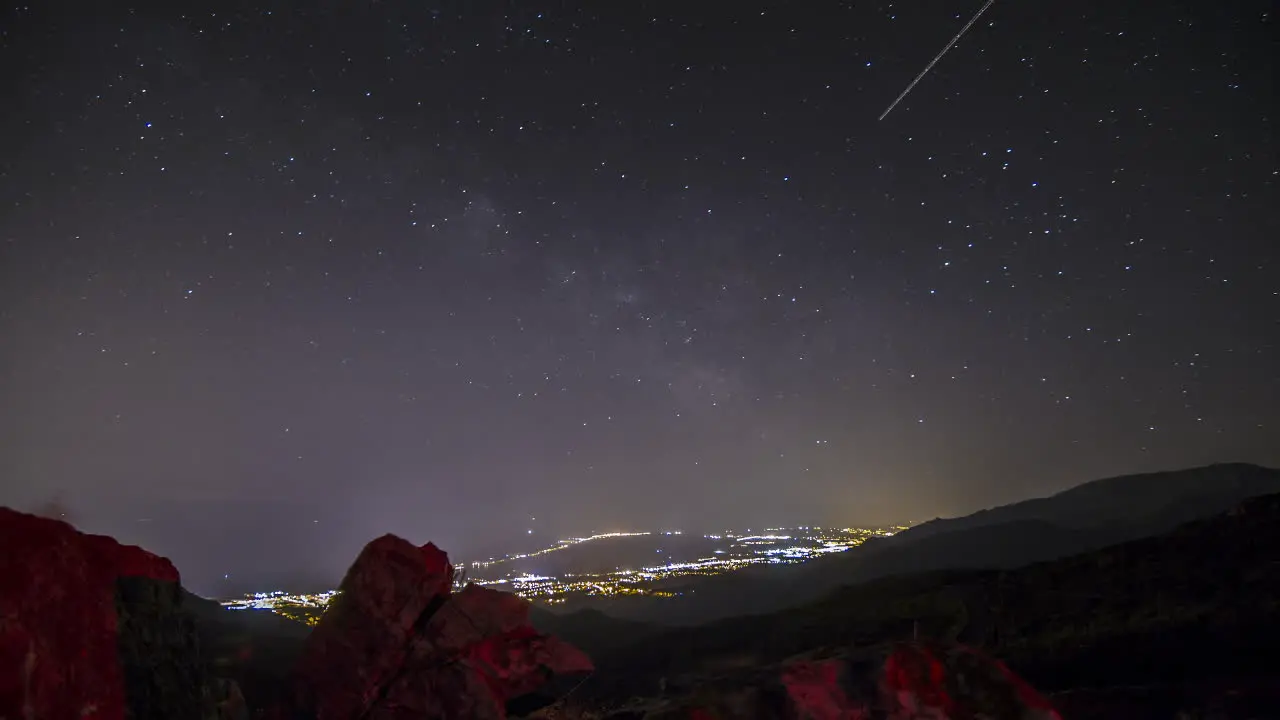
xmin=528 ymin=606 xmax=659 ymax=658
xmin=887 ymin=461 xmax=1280 ymax=546
xmin=560 ymin=462 xmax=1280 ymax=626
xmin=558 ymin=491 xmax=1280 ymax=718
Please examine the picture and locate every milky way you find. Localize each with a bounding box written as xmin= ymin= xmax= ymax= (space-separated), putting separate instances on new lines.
xmin=0 ymin=0 xmax=1275 ymax=596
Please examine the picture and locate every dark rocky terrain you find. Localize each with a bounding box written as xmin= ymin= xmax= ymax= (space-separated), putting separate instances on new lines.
xmin=4 ymin=463 xmax=1279 ymax=718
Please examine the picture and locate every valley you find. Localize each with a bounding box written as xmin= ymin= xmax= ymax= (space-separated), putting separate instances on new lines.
xmin=220 ymin=524 xmax=905 ymax=623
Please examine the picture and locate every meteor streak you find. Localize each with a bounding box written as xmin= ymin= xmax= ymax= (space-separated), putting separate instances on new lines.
xmin=879 ymin=0 xmax=998 ymax=121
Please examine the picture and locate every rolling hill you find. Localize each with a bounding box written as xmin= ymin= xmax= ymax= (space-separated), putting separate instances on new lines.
xmin=560 ymin=462 xmax=1280 ymax=626
xmin=886 ymin=461 xmax=1280 ymax=545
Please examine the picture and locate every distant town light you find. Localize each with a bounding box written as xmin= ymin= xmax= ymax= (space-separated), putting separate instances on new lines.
xmin=220 ymin=525 xmax=901 ymax=615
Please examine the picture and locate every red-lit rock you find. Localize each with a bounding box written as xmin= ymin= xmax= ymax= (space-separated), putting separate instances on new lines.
xmin=880 ymin=643 xmax=1061 ymax=720
xmin=602 ymin=643 xmax=1059 ymax=720
xmin=282 ymin=534 xmax=454 ymax=719
xmin=781 ymin=658 xmax=871 ymax=720
xmin=280 ymin=535 xmax=593 ymax=720
xmin=0 ymin=506 xmax=189 ymax=720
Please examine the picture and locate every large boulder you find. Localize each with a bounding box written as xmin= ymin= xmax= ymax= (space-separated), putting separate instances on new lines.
xmin=281 ymin=535 xmax=455 ymax=718
xmin=279 ymin=534 xmax=593 ymax=719
xmin=0 ymin=506 xmax=230 ymax=720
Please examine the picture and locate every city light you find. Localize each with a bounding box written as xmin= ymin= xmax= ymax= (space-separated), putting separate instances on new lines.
xmin=220 ymin=525 xmax=906 ymax=622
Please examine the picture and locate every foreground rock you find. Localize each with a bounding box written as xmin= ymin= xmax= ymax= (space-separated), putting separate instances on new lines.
xmin=0 ymin=507 xmax=240 ymax=720
xmin=590 ymin=642 xmax=1060 ymax=719
xmin=1 ymin=508 xmax=588 ymax=719
xmin=276 ymin=534 xmax=593 ymax=719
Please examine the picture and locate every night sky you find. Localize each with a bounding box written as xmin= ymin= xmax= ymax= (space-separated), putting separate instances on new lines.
xmin=1 ymin=0 xmax=1275 ymax=596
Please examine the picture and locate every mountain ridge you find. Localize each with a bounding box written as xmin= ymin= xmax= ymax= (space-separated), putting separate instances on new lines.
xmin=549 ymin=462 xmax=1280 ymax=626
xmin=563 ymin=490 xmax=1280 ymax=717
xmin=891 ymin=461 xmax=1280 ymax=543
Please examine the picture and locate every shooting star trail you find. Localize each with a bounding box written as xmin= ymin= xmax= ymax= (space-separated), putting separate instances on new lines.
xmin=879 ymin=0 xmax=998 ymax=121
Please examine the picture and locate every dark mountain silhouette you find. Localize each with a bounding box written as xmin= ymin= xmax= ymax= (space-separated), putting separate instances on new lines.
xmin=528 ymin=606 xmax=659 ymax=656
xmin=562 ymin=462 xmax=1280 ymax=626
xmin=887 ymin=461 xmax=1280 ymax=545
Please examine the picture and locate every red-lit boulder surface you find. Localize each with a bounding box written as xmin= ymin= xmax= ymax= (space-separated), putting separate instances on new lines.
xmin=611 ymin=643 xmax=1060 ymax=719
xmin=277 ymin=534 xmax=593 ymax=720
xmin=877 ymin=643 xmax=1061 ymax=720
xmin=0 ymin=506 xmax=238 ymax=720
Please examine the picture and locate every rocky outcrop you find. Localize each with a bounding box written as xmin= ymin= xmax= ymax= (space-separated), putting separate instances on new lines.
xmin=276 ymin=533 xmax=593 ymax=719
xmin=1 ymin=509 xmax=589 ymax=720
xmin=596 ymin=642 xmax=1060 ymax=719
xmin=878 ymin=644 xmax=1061 ymax=719
xmin=0 ymin=507 xmax=230 ymax=720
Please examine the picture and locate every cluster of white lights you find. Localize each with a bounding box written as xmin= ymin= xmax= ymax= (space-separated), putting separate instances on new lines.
xmin=220 ymin=525 xmax=910 ymax=613
xmin=467 ymin=531 xmax=656 ymax=569
xmin=223 ymin=589 xmax=339 ymax=612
